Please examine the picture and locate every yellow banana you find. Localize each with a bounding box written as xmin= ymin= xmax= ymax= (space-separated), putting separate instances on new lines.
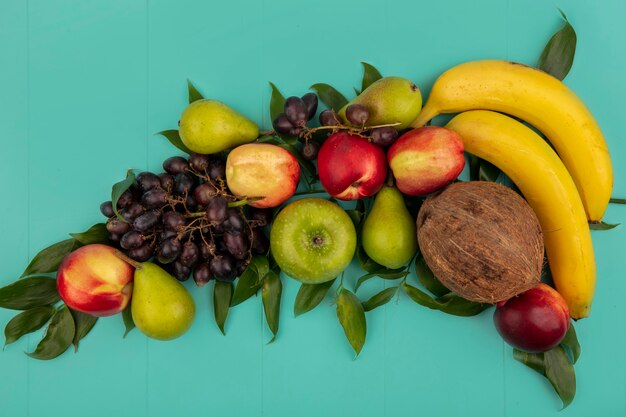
xmin=413 ymin=59 xmax=613 ymax=222
xmin=446 ymin=110 xmax=596 ymax=319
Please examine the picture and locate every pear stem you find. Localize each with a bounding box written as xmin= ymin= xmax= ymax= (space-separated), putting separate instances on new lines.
xmin=386 ymin=171 xmax=395 ymax=187
xmin=114 ymin=250 xmax=143 ymax=270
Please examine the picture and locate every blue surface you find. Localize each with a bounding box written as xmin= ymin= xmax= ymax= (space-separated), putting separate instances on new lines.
xmin=1 ymin=0 xmax=625 ymax=416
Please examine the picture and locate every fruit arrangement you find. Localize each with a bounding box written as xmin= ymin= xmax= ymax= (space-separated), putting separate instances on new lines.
xmin=0 ymin=12 xmax=621 ymax=409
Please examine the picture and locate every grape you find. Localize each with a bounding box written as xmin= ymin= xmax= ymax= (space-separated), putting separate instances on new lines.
xmin=210 ymin=255 xmax=236 ymax=282
xmin=319 ymin=109 xmax=341 ymax=126
xmin=163 ymin=156 xmax=189 ymax=174
xmin=116 ymin=190 xmax=134 ymax=208
xmin=370 ymin=126 xmax=398 ymax=147
xmin=108 ymin=232 xmax=122 ymax=243
xmin=288 ymin=127 xmax=302 ymax=137
xmin=127 ymin=243 xmax=155 ymax=262
xmin=179 ymin=241 xmax=200 ymax=267
xmin=133 ymin=210 xmax=160 ymax=232
xmin=156 ymin=238 xmax=181 ymax=264
xmin=223 ymin=208 xmax=244 ymax=234
xmin=136 ymin=172 xmax=161 ymax=192
xmin=171 ymin=261 xmax=191 ymax=281
xmin=161 ymin=229 xmax=178 ymax=240
xmin=301 ymin=141 xmax=320 ymax=160
xmin=301 ymin=93 xmax=318 ymax=121
xmin=189 ymin=153 xmax=210 ymax=172
xmin=284 ymin=96 xmax=308 ymax=127
xmin=193 ymin=263 xmax=213 ymax=287
xmin=119 ymin=203 xmax=145 ymax=222
xmin=206 ymin=196 xmax=228 ymax=223
xmin=100 ymin=201 xmax=114 ymax=217
xmin=174 ymin=173 xmax=194 ymax=195
xmin=251 ymin=228 xmax=270 ymax=255
xmin=194 ymin=183 xmax=216 ymax=206
xmin=185 ymin=194 xmax=198 ymax=211
xmin=273 ymin=113 xmax=295 ymax=135
xmin=249 ymin=207 xmax=272 ymax=226
xmin=223 ymin=232 xmax=249 ymax=260
xmin=208 ymin=159 xmax=226 ymax=181
xmin=199 ymin=241 xmax=216 ymax=259
xmin=142 ymin=188 xmax=168 ymax=209
xmin=163 ymin=211 xmax=185 ymax=231
xmin=106 ymin=218 xmax=131 ymax=235
xmin=120 ymin=231 xmax=145 ymax=250
xmin=345 ymin=104 xmax=370 ymax=125
xmin=159 ymin=173 xmax=174 ymax=191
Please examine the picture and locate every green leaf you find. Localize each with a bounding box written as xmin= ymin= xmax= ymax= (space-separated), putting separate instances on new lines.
xmin=356 ymin=246 xmax=384 ymax=274
xmin=415 ymin=255 xmax=449 ymax=297
xmin=362 ymin=287 xmax=398 ymax=312
xmin=122 ymin=303 xmax=134 ymax=337
xmin=479 ymin=160 xmax=501 ymax=182
xmin=589 ymin=221 xmax=620 ymax=230
xmin=262 ymin=271 xmax=282 ymax=343
xmin=294 ymin=279 xmax=335 ymax=317
xmin=269 ymin=82 xmax=286 ymax=122
xmin=544 ymin=346 xmax=576 ymax=409
xmin=336 ymin=288 xmax=367 ymax=357
xmin=310 ymin=83 xmax=348 ymax=112
xmin=187 ymin=79 xmax=204 ymax=103
xmin=360 ymin=62 xmax=382 ymax=92
xmin=513 ymin=348 xmax=546 ymax=375
xmin=231 ymin=256 xmax=268 ymax=306
xmin=560 ymin=323 xmax=581 ymax=364
xmin=538 ymin=10 xmax=577 ymax=80
xmin=0 ymin=276 xmax=60 ymax=310
xmin=69 ymin=309 xmax=97 ymax=352
xmin=468 ymin=155 xmax=480 ymax=181
xmin=354 ymin=269 xmax=407 ymax=292
xmin=213 ymin=281 xmax=233 ymax=335
xmin=22 ymin=239 xmax=79 ymax=277
xmin=156 ymin=130 xmax=192 ymax=155
xmin=4 ymin=306 xmax=55 ymax=346
xmin=27 ymin=304 xmax=75 ymax=360
xmin=70 ymin=223 xmax=108 ymax=245
xmin=111 ymin=169 xmax=137 ymax=222
xmin=401 ymin=283 xmax=487 ymax=316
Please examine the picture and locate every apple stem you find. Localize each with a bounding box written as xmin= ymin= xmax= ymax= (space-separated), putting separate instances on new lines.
xmin=114 ymin=250 xmax=143 ymax=270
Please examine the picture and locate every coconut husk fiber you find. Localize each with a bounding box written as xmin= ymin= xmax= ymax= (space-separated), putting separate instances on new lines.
xmin=417 ymin=181 xmax=543 ymax=303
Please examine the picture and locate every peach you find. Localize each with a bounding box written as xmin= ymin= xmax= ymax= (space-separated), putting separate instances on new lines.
xmin=57 ymin=244 xmax=134 ymax=317
xmin=387 ymin=126 xmax=465 ymax=196
xmin=226 ymin=143 xmax=300 ymax=208
xmin=493 ymin=283 xmax=570 ymax=353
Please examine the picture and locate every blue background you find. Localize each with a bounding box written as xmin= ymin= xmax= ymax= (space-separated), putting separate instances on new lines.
xmin=1 ymin=0 xmax=625 ymax=416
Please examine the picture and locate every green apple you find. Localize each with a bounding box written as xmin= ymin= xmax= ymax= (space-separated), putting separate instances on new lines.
xmin=270 ymin=198 xmax=357 ymax=283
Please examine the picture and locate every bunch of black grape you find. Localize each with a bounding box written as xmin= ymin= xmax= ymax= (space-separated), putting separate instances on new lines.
xmin=100 ymin=152 xmax=271 ymax=286
xmin=272 ymin=93 xmax=324 ymax=161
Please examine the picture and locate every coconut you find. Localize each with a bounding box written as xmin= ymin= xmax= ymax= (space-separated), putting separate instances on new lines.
xmin=416 ymin=181 xmax=543 ymax=303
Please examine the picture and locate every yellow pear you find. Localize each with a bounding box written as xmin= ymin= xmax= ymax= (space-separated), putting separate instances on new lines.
xmin=131 ymin=262 xmax=195 ymax=340
xmin=179 ymin=99 xmax=259 ymax=154
xmin=339 ymin=77 xmax=422 ymax=130
xmin=361 ymin=185 xmax=418 ymax=269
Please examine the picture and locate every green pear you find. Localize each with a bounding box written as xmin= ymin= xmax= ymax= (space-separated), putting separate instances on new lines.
xmin=339 ymin=77 xmax=422 ymax=130
xmin=361 ymin=185 xmax=418 ymax=269
xmin=179 ymin=99 xmax=259 ymax=154
xmin=131 ymin=262 xmax=195 ymax=341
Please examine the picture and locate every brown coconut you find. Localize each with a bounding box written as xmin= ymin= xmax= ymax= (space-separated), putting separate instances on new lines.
xmin=417 ymin=181 xmax=543 ymax=303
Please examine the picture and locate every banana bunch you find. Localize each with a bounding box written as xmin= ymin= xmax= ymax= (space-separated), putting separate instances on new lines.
xmin=414 ymin=60 xmax=612 ymax=319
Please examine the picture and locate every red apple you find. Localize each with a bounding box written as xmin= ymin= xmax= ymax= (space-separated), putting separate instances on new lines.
xmin=57 ymin=244 xmax=134 ymax=317
xmin=317 ymin=132 xmax=387 ymax=200
xmin=387 ymin=126 xmax=465 ymax=196
xmin=493 ymin=283 xmax=570 ymax=353
xmin=226 ymin=143 xmax=300 ymax=208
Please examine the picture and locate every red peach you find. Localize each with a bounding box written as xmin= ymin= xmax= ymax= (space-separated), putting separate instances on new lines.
xmin=57 ymin=244 xmax=134 ymax=317
xmin=317 ymin=132 xmax=387 ymax=200
xmin=226 ymin=143 xmax=300 ymax=208
xmin=387 ymin=126 xmax=465 ymax=196
xmin=493 ymin=283 xmax=570 ymax=353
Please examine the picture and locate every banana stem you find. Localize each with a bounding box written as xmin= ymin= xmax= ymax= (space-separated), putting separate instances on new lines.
xmin=610 ymin=198 xmax=626 ymax=204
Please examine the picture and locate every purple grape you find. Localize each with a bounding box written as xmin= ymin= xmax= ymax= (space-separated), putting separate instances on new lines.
xmin=345 ymin=104 xmax=370 ymax=125
xmin=100 ymin=201 xmax=114 ymax=217
xmin=163 ymin=156 xmax=189 ymax=174
xmin=301 ymin=93 xmax=318 ymax=120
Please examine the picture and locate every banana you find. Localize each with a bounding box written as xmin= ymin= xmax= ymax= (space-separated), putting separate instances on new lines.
xmin=446 ymin=110 xmax=596 ymax=319
xmin=413 ymin=59 xmax=613 ymax=222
